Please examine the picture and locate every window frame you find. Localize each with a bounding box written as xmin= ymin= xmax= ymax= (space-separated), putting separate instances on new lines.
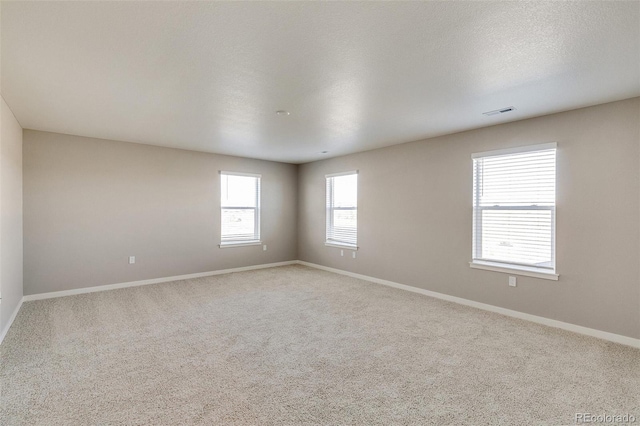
xmin=470 ymin=143 xmax=559 ymax=280
xmin=325 ymin=171 xmax=359 ymax=250
xmin=219 ymin=171 xmax=261 ymax=248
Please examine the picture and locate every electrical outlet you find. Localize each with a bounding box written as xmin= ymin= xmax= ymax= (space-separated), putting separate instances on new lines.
xmin=509 ymin=276 xmax=516 ymax=287
xmin=263 ymin=245 xmax=267 ymax=251
xmin=352 ymin=251 xmax=356 ymax=259
xmin=340 ymin=250 xmax=344 ymax=257
xmin=129 ymin=256 xmax=136 ymax=264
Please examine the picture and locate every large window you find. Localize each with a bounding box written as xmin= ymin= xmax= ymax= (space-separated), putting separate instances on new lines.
xmin=326 ymin=171 xmax=358 ymax=249
xmin=220 ymin=171 xmax=261 ymax=247
xmin=471 ymin=143 xmax=557 ymax=278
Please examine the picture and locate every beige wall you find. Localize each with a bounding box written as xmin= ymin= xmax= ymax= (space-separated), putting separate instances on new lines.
xmin=23 ymin=131 xmax=298 ymax=295
xmin=298 ymin=98 xmax=640 ymax=339
xmin=19 ymin=98 xmax=640 ymax=339
xmin=0 ymin=96 xmax=23 ymax=334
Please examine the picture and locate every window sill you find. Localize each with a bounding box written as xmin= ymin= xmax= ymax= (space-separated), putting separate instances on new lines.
xmin=325 ymin=242 xmax=358 ymax=250
xmin=219 ymin=241 xmax=262 ymax=248
xmin=469 ymin=260 xmax=558 ymax=281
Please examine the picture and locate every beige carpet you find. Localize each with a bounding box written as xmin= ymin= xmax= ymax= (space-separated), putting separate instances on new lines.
xmin=1 ymin=265 xmax=638 ymax=425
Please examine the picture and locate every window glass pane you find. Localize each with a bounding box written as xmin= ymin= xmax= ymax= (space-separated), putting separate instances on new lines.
xmin=477 ymin=150 xmax=555 ymax=207
xmin=331 ymin=209 xmax=357 ymax=243
xmin=221 ymin=174 xmax=257 ymax=207
xmin=333 ymin=174 xmax=358 ymax=207
xmin=480 ymin=209 xmax=552 ymax=266
xmin=221 ymin=208 xmax=256 ymax=241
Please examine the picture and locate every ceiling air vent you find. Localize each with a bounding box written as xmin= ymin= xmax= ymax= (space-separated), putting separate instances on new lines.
xmin=483 ymin=106 xmax=516 ymax=117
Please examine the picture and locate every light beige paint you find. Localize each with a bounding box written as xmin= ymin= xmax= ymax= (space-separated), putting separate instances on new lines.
xmin=23 ymin=131 xmax=297 ymax=295
xmin=298 ymin=97 xmax=640 ymax=339
xmin=0 ymin=96 xmax=24 ymax=332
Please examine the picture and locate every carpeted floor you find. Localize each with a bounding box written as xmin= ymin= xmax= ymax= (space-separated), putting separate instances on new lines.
xmin=1 ymin=265 xmax=638 ymax=425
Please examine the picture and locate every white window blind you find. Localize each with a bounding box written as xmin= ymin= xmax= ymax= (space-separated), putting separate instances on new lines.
xmin=220 ymin=172 xmax=261 ymax=245
xmin=326 ymin=172 xmax=358 ymax=248
xmin=472 ymin=143 xmax=556 ymax=272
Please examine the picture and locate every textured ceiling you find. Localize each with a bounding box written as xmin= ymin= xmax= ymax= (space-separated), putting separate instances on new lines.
xmin=2 ymin=1 xmax=639 ymax=163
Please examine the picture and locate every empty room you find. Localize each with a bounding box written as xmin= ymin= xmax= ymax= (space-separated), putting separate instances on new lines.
xmin=1 ymin=1 xmax=639 ymax=425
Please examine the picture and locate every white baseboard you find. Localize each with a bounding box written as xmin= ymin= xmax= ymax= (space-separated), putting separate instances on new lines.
xmin=297 ymin=261 xmax=640 ymax=349
xmin=0 ymin=297 xmax=24 ymax=346
xmin=22 ymin=261 xmax=298 ymax=302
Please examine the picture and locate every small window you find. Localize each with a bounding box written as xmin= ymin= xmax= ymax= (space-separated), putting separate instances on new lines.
xmin=326 ymin=171 xmax=358 ymax=249
xmin=471 ymin=143 xmax=557 ymax=277
xmin=220 ymin=171 xmax=261 ymax=247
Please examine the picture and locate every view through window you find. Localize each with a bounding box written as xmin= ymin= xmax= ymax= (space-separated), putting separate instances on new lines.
xmin=326 ymin=172 xmax=358 ymax=248
xmin=220 ymin=172 xmax=261 ymax=245
xmin=472 ymin=144 xmax=556 ymax=271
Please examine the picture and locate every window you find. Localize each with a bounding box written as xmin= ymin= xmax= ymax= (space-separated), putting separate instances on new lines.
xmin=471 ymin=143 xmax=557 ymax=279
xmin=220 ymin=171 xmax=261 ymax=247
xmin=326 ymin=171 xmax=358 ymax=249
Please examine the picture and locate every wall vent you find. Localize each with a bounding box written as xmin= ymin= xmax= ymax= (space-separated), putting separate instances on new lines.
xmin=483 ymin=106 xmax=516 ymax=116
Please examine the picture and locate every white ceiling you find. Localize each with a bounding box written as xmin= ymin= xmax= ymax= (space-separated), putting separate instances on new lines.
xmin=2 ymin=1 xmax=639 ymax=164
